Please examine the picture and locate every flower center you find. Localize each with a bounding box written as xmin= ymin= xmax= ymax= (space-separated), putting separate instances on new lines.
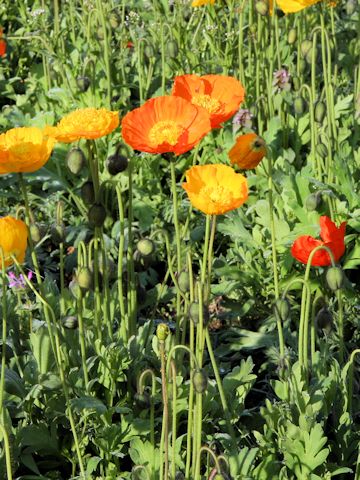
xmin=148 ymin=121 xmax=183 ymax=146
xmin=201 ymin=185 xmax=231 ymax=204
xmin=192 ymin=94 xmax=221 ymax=114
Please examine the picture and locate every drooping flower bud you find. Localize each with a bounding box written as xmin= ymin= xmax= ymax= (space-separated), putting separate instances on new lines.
xmin=300 ymin=39 xmax=312 ymax=58
xmin=88 ymin=203 xmax=106 ymax=228
xmin=136 ymin=238 xmax=155 ymax=257
xmin=62 ymin=315 xmax=79 ymax=329
xmin=274 ymin=298 xmax=290 ymax=322
xmin=325 ymin=266 xmax=345 ymax=291
xmin=66 ymin=147 xmax=86 ymax=174
xmin=177 ymin=271 xmax=191 ymax=293
xmin=305 ymin=192 xmax=322 ymax=211
xmin=192 ymin=368 xmax=208 ymax=394
xmin=287 ymin=28 xmax=297 ymax=45
xmin=76 ymin=267 xmax=93 ymax=291
xmin=81 ymin=181 xmax=95 ymax=205
xmin=189 ymin=302 xmax=209 ymax=325
xmin=167 ymin=39 xmax=179 ymax=58
xmin=76 ymin=76 xmax=91 ymax=93
xmin=314 ymin=101 xmax=326 ymax=123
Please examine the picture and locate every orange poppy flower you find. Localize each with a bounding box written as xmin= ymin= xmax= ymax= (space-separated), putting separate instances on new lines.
xmin=121 ymin=96 xmax=211 ymax=155
xmin=228 ymin=133 xmax=266 ymax=169
xmin=182 ymin=164 xmax=248 ymax=215
xmin=192 ymin=0 xmax=215 ymax=5
xmin=0 ymin=216 xmax=28 ymax=268
xmin=0 ymin=28 xmax=6 ymax=58
xmin=0 ymin=127 xmax=55 ymax=174
xmin=291 ymin=216 xmax=346 ymax=267
xmin=44 ymin=108 xmax=119 ymax=143
xmin=172 ymin=74 xmax=245 ymax=129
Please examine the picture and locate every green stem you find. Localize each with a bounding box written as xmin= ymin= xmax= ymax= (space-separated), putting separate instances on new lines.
xmin=159 ymin=341 xmax=169 ymax=480
xmin=0 ymin=424 xmax=13 ymax=480
xmin=267 ymin=158 xmax=279 ymax=299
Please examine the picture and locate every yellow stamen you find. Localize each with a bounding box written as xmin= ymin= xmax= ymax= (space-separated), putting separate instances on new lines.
xmin=148 ymin=121 xmax=183 ymax=146
xmin=201 ymin=185 xmax=231 ymax=204
xmin=192 ymin=94 xmax=221 ymax=114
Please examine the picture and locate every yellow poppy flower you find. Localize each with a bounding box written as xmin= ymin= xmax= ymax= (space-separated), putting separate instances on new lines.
xmin=191 ymin=0 xmax=215 ymax=6
xmin=0 ymin=216 xmax=28 ymax=268
xmin=182 ymin=164 xmax=248 ymax=215
xmin=44 ymin=108 xmax=119 ymax=143
xmin=271 ymin=0 xmax=335 ymax=14
xmin=0 ymin=127 xmax=55 ymax=174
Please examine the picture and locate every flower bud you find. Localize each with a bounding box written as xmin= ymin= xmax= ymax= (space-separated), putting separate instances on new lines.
xmin=167 ymin=39 xmax=179 ymax=58
xmin=326 ymin=266 xmax=345 ymax=291
xmin=97 ymin=27 xmax=105 ymax=40
xmin=66 ymin=147 xmax=86 ymax=174
xmin=294 ymin=96 xmax=306 ymax=115
xmin=30 ymin=223 xmax=46 ymax=244
xmin=287 ymin=28 xmax=297 ymax=45
xmin=144 ymin=44 xmax=155 ymax=59
xmin=50 ymin=223 xmax=65 ymax=245
xmin=106 ymin=152 xmax=128 ymax=176
xmin=189 ymin=302 xmax=209 ymax=325
xmin=255 ymin=0 xmax=269 ymax=15
xmin=274 ymin=298 xmax=290 ymax=322
xmin=177 ymin=271 xmax=191 ymax=293
xmin=62 ymin=315 xmax=78 ymax=329
xmin=305 ymin=192 xmax=322 ymax=211
xmin=135 ymin=391 xmax=151 ymax=409
xmin=316 ymin=142 xmax=328 ymax=158
xmin=76 ymin=267 xmax=93 ymax=291
xmin=76 ymin=76 xmax=90 ymax=93
xmin=300 ymin=39 xmax=312 ymax=58
xmin=314 ymin=101 xmax=326 ymax=123
xmin=88 ymin=203 xmax=106 ymax=228
xmin=69 ymin=278 xmax=82 ymax=299
xmin=193 ymin=368 xmax=208 ymax=394
xmin=292 ymin=76 xmax=301 ymax=91
xmin=346 ymin=0 xmax=356 ymax=15
xmin=109 ymin=12 xmax=120 ymax=29
xmin=81 ymin=181 xmax=95 ymax=205
xmin=315 ymin=306 xmax=333 ymax=334
xmin=156 ymin=323 xmax=170 ymax=342
xmin=136 ymin=238 xmax=155 ymax=257
xmin=298 ymin=59 xmax=307 ymax=73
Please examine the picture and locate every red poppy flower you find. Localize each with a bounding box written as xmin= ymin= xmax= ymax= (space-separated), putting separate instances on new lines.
xmin=291 ymin=216 xmax=346 ymax=267
xmin=0 ymin=39 xmax=6 ymax=57
xmin=121 ymin=96 xmax=211 ymax=155
xmin=172 ymin=74 xmax=245 ymax=128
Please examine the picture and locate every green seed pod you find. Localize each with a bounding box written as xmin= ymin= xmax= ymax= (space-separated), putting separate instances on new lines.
xmin=66 ymin=147 xmax=86 ymax=175
xmin=314 ymin=101 xmax=326 ymax=123
xmin=167 ymin=39 xmax=179 ymax=58
xmin=81 ymin=181 xmax=95 ymax=205
xmin=298 ymin=58 xmax=307 ymax=74
xmin=76 ymin=267 xmax=93 ymax=291
xmin=69 ymin=278 xmax=81 ymax=299
xmin=106 ymin=152 xmax=128 ymax=175
xmin=305 ymin=192 xmax=322 ymax=211
xmin=156 ymin=323 xmax=170 ymax=342
xmin=144 ymin=44 xmax=155 ymax=59
xmin=292 ymin=76 xmax=301 ymax=91
xmin=316 ymin=142 xmax=328 ymax=158
xmin=136 ymin=238 xmax=155 ymax=257
xmin=76 ymin=76 xmax=90 ymax=93
xmin=88 ymin=203 xmax=106 ymax=228
xmin=315 ymin=306 xmax=333 ymax=334
xmin=50 ymin=223 xmax=65 ymax=245
xmin=346 ymin=0 xmax=356 ymax=15
xmin=300 ymin=39 xmax=312 ymax=58
xmin=326 ymin=266 xmax=345 ymax=291
xmin=177 ymin=271 xmax=191 ymax=294
xmin=30 ymin=223 xmax=46 ymax=244
xmin=294 ymin=96 xmax=306 ymax=115
xmin=255 ymin=0 xmax=269 ymax=15
xmin=189 ymin=302 xmax=209 ymax=325
xmin=135 ymin=392 xmax=151 ymax=409
xmin=193 ymin=368 xmax=208 ymax=394
xmin=62 ymin=315 xmax=78 ymax=329
xmin=287 ymin=28 xmax=297 ymax=45
xmin=274 ymin=298 xmax=290 ymax=322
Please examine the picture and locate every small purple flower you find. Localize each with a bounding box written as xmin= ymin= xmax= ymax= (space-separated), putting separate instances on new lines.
xmin=232 ymin=108 xmax=253 ymax=128
xmin=273 ymin=68 xmax=291 ymax=93
xmin=8 ymin=271 xmax=33 ymax=290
